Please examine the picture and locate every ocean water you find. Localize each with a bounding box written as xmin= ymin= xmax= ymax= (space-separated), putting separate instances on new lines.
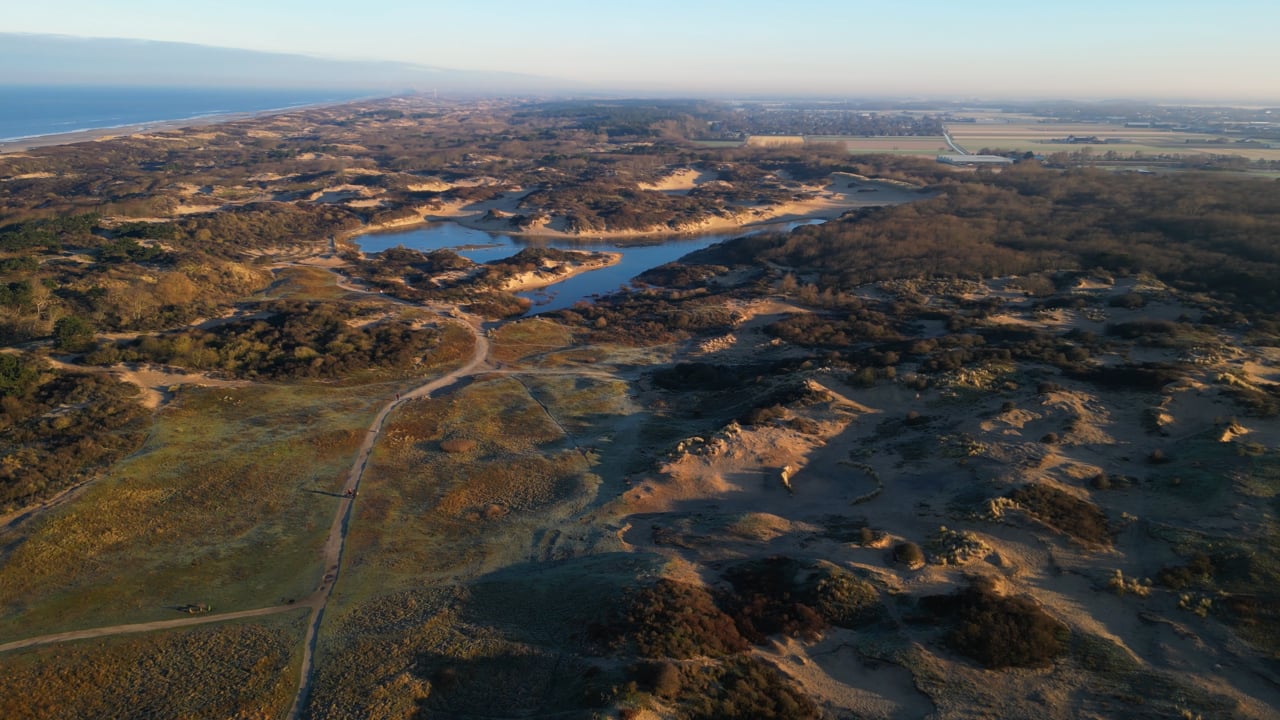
xmin=0 ymin=86 xmax=370 ymax=141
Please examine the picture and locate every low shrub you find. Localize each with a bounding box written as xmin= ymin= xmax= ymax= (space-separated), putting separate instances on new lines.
xmin=608 ymin=579 xmax=748 ymax=659
xmin=1008 ymin=484 xmax=1111 ymax=545
xmin=893 ymin=542 xmax=925 ymax=568
xmin=720 ymin=557 xmax=882 ymax=642
xmin=681 ymin=658 xmax=820 ymax=720
xmin=1157 ymin=553 xmax=1214 ymax=590
xmin=921 ymin=578 xmax=1068 ymax=668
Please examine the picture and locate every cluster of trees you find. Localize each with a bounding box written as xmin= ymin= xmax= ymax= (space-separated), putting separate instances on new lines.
xmin=549 ymin=287 xmax=739 ymax=345
xmin=0 ymin=213 xmax=100 ymax=251
xmin=85 ymin=300 xmax=440 ymax=379
xmin=162 ymin=203 xmax=360 ymax=256
xmin=710 ymin=108 xmax=944 ymax=139
xmin=718 ymin=164 xmax=1280 ymax=314
xmin=520 ymin=100 xmax=718 ymax=139
xmin=605 ymin=557 xmax=880 ymax=660
xmin=0 ymin=353 xmax=146 ymax=510
xmin=520 ymin=183 xmax=725 ymax=234
xmin=595 ymin=558 xmax=882 ymax=718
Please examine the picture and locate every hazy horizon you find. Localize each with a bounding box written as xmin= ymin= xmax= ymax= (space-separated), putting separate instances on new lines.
xmin=5 ymin=1 xmax=1280 ymax=103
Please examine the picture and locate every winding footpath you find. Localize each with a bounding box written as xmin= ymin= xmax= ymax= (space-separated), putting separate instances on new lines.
xmin=285 ymin=310 xmax=489 ymax=719
xmin=0 ymin=283 xmax=492 ymax=720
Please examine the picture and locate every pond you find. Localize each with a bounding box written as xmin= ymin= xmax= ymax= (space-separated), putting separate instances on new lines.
xmin=352 ymin=220 xmax=819 ymax=314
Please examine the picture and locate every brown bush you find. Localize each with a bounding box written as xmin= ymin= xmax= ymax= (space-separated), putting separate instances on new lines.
xmin=1008 ymin=484 xmax=1111 ymax=545
xmin=894 ymin=542 xmax=925 ymax=568
xmin=681 ymin=658 xmax=820 ymax=720
xmin=922 ymin=578 xmax=1068 ymax=669
xmin=611 ymin=579 xmax=748 ymax=659
xmin=720 ymin=557 xmax=880 ymax=642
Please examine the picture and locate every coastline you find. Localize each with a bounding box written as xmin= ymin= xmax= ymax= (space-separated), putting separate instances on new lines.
xmin=0 ymin=95 xmax=378 ymax=155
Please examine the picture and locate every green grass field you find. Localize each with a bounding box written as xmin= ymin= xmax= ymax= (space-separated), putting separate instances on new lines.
xmin=0 ymin=383 xmax=385 ymax=641
xmin=0 ymin=309 xmax=475 ymax=643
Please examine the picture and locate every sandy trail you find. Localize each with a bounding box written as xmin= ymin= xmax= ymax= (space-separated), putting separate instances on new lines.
xmin=285 ymin=307 xmax=489 ymax=719
xmin=0 ymin=604 xmax=307 ymax=655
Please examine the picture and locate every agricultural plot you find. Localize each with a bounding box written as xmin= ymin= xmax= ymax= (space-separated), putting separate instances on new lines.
xmin=807 ymin=135 xmax=951 ymax=156
xmin=948 ymin=122 xmax=1280 ymax=161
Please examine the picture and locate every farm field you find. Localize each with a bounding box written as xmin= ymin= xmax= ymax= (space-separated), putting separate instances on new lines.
xmin=700 ymin=136 xmax=951 ymax=156
xmin=807 ymin=135 xmax=951 ymax=155
xmin=948 ymin=121 xmax=1280 ymax=161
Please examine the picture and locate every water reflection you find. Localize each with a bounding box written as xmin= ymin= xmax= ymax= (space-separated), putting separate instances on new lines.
xmin=352 ymin=220 xmax=819 ymax=314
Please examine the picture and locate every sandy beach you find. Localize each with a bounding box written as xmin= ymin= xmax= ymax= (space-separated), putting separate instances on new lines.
xmin=0 ymin=97 xmax=373 ymax=155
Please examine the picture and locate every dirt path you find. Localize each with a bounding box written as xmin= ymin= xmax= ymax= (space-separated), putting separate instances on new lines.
xmin=285 ymin=309 xmax=489 ymax=720
xmin=0 ymin=604 xmax=307 ymax=655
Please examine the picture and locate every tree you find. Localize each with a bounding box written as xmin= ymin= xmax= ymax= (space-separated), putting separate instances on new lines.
xmin=53 ymin=316 xmax=95 ymax=353
xmin=0 ymin=354 xmax=40 ymax=396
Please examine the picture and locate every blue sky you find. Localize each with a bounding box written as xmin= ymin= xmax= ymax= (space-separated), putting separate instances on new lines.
xmin=7 ymin=0 xmax=1279 ymax=100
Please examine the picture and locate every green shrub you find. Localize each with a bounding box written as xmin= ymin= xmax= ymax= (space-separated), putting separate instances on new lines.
xmin=53 ymin=315 xmax=95 ymax=352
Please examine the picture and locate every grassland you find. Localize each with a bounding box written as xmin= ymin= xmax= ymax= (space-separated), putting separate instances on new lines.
xmin=327 ymin=374 xmax=603 ymax=594
xmin=0 ymin=610 xmax=309 ymax=720
xmin=307 ymin=371 xmax=633 ymax=716
xmin=0 ymin=271 xmax=473 ymax=643
xmin=488 ymin=317 xmax=575 ymax=366
xmin=0 ymin=382 xmax=382 ymax=640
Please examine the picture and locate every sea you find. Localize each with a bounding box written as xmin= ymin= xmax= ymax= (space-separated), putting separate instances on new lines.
xmin=0 ymin=86 xmax=371 ymax=142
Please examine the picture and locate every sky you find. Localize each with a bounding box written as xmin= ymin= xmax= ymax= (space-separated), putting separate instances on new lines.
xmin=5 ymin=0 xmax=1280 ymax=101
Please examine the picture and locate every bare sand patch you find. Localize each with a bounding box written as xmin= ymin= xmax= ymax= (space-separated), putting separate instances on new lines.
xmin=637 ymin=168 xmax=717 ymax=194
xmin=41 ymin=358 xmax=249 ymax=410
xmin=0 ymin=172 xmax=57 ymax=181
xmin=498 ymin=252 xmax=623 ymax=292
